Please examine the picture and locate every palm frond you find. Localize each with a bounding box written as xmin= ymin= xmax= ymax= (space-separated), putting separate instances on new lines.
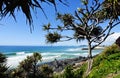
xmin=46 ymin=32 xmax=61 ymax=43
xmin=0 ymin=0 xmax=67 ymax=27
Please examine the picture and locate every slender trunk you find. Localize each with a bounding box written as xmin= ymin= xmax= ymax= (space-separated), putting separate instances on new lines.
xmin=88 ymin=42 xmax=92 ymax=59
xmin=85 ymin=41 xmax=93 ymax=77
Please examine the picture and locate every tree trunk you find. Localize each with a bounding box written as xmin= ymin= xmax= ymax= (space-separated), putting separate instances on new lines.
xmin=88 ymin=42 xmax=92 ymax=59
xmin=85 ymin=41 xmax=93 ymax=77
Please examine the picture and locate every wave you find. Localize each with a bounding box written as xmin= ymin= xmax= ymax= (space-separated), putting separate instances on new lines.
xmin=42 ymin=55 xmax=61 ymax=61
xmin=41 ymin=52 xmax=64 ymax=56
xmin=5 ymin=53 xmax=16 ymax=56
xmin=66 ymin=48 xmax=82 ymax=52
xmin=7 ymin=55 xmax=27 ymax=67
xmin=16 ymin=52 xmax=25 ymax=55
xmin=5 ymin=51 xmax=33 ymax=56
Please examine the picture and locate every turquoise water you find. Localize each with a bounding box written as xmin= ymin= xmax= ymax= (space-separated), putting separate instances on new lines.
xmin=0 ymin=46 xmax=102 ymax=67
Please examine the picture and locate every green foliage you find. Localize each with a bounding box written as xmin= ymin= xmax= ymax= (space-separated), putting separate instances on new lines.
xmin=93 ymin=44 xmax=119 ymax=67
xmin=57 ymin=13 xmax=75 ymax=26
xmin=53 ymin=65 xmax=74 ymax=78
xmin=102 ymin=44 xmax=120 ymax=57
xmin=39 ymin=64 xmax=53 ymax=78
xmin=90 ymin=26 xmax=103 ymax=37
xmin=53 ymin=63 xmax=87 ymax=78
xmin=74 ymin=63 xmax=87 ymax=78
xmin=11 ymin=52 xmax=42 ymax=78
xmin=63 ymin=65 xmax=74 ymax=78
xmin=43 ymin=23 xmax=51 ymax=31
xmin=0 ymin=53 xmax=6 ymax=63
xmin=0 ymin=0 xmax=67 ymax=25
xmin=81 ymin=0 xmax=88 ymax=5
xmin=46 ymin=32 xmax=61 ymax=43
xmin=87 ymin=44 xmax=120 ymax=78
xmin=0 ymin=53 xmax=8 ymax=78
xmin=103 ymin=0 xmax=120 ymax=20
xmin=19 ymin=52 xmax=42 ymax=71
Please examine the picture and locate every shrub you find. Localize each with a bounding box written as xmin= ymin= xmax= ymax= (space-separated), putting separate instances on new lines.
xmin=74 ymin=63 xmax=87 ymax=78
xmin=39 ymin=64 xmax=53 ymax=78
xmin=63 ymin=65 xmax=74 ymax=78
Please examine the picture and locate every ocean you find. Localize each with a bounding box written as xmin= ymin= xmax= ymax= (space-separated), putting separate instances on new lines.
xmin=0 ymin=46 xmax=102 ymax=68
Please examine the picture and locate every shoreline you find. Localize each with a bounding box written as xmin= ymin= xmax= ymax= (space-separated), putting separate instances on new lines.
xmin=8 ymin=54 xmax=98 ymax=73
xmin=39 ymin=56 xmax=88 ymax=72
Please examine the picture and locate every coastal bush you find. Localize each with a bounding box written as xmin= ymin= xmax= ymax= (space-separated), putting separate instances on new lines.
xmin=53 ymin=63 xmax=87 ymax=78
xmin=93 ymin=44 xmax=120 ymax=67
xmin=63 ymin=65 xmax=74 ymax=78
xmin=87 ymin=44 xmax=120 ymax=78
xmin=39 ymin=64 xmax=53 ymax=78
xmin=102 ymin=44 xmax=120 ymax=57
xmin=10 ymin=52 xmax=42 ymax=78
xmin=53 ymin=65 xmax=74 ymax=78
xmin=10 ymin=52 xmax=54 ymax=78
xmin=73 ymin=63 xmax=87 ymax=78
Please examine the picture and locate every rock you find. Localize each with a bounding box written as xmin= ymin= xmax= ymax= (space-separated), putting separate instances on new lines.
xmin=116 ymin=37 xmax=120 ymax=47
xmin=38 ymin=56 xmax=87 ymax=72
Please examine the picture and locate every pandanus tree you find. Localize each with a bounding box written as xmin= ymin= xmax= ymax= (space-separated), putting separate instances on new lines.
xmin=44 ymin=0 xmax=120 ymax=75
xmin=11 ymin=52 xmax=42 ymax=78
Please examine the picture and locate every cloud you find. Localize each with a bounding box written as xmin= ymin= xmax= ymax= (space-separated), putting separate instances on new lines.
xmin=103 ymin=32 xmax=120 ymax=45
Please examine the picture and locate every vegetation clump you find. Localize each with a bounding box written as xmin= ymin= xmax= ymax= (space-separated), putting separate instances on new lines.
xmin=88 ymin=44 xmax=120 ymax=78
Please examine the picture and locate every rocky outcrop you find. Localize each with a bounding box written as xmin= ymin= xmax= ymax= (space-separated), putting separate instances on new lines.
xmin=116 ymin=37 xmax=120 ymax=47
xmin=41 ymin=56 xmax=87 ymax=72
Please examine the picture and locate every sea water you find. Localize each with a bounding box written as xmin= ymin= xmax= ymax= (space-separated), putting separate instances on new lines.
xmin=0 ymin=46 xmax=102 ymax=68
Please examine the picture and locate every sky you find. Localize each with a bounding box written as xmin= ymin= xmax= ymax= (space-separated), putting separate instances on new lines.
xmin=0 ymin=0 xmax=120 ymax=46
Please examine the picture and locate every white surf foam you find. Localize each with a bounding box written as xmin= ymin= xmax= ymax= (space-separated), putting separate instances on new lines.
xmin=42 ymin=55 xmax=61 ymax=62
xmin=66 ymin=48 xmax=82 ymax=52
xmin=7 ymin=52 xmax=33 ymax=68
xmin=16 ymin=52 xmax=25 ymax=55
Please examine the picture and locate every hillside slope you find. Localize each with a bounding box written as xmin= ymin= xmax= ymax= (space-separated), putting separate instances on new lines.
xmin=88 ymin=44 xmax=120 ymax=78
xmin=54 ymin=44 xmax=120 ymax=78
